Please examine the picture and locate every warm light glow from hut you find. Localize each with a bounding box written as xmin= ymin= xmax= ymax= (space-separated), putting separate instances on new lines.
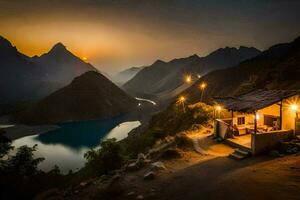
xmin=216 ymin=105 xmax=222 ymax=111
xmin=291 ymin=104 xmax=298 ymax=111
xmin=255 ymin=113 xmax=260 ymax=120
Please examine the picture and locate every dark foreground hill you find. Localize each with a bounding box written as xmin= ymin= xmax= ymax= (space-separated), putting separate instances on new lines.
xmin=16 ymin=71 xmax=138 ymax=124
xmin=123 ymin=47 xmax=260 ymax=99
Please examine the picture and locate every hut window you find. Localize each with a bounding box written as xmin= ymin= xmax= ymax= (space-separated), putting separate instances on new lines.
xmin=237 ymin=117 xmax=245 ymax=125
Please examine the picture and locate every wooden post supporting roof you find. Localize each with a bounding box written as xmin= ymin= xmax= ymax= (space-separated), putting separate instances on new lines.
xmin=231 ymin=110 xmax=234 ymax=127
xmin=280 ymin=100 xmax=283 ymax=130
xmin=254 ymin=111 xmax=257 ymax=135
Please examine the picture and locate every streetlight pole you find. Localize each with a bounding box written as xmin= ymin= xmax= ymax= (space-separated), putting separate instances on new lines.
xmin=200 ymin=83 xmax=207 ymax=102
xmin=178 ymin=96 xmax=186 ymax=113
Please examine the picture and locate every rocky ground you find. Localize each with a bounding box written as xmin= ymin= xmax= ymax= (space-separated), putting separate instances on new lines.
xmin=35 ymin=129 xmax=300 ymax=200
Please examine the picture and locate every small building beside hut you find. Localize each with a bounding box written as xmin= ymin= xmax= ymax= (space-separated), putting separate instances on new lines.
xmin=213 ymin=89 xmax=300 ymax=155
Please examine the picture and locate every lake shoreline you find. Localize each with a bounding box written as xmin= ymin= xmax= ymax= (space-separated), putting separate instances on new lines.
xmin=3 ymin=124 xmax=60 ymax=140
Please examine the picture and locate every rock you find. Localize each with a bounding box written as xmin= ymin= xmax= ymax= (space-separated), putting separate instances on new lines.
xmin=280 ymin=141 xmax=300 ymax=154
xmin=136 ymin=153 xmax=146 ymax=166
xmin=126 ymin=162 xmax=139 ymax=171
xmin=127 ymin=191 xmax=135 ymax=196
xmin=144 ymin=171 xmax=155 ymax=180
xmin=136 ymin=195 xmax=144 ymax=199
xmin=160 ymin=148 xmax=181 ymax=160
xmin=151 ymin=161 xmax=167 ymax=171
xmin=268 ymin=150 xmax=283 ymax=157
xmin=80 ymin=182 xmax=87 ymax=187
xmin=94 ymin=176 xmax=123 ymax=199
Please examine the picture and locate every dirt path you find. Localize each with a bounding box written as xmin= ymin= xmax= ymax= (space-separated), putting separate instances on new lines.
xmin=151 ymin=154 xmax=300 ymax=200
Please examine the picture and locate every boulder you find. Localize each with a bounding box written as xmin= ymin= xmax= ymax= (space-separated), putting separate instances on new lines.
xmin=126 ymin=162 xmax=139 ymax=171
xmin=279 ymin=141 xmax=300 ymax=154
xmin=136 ymin=195 xmax=144 ymax=199
xmin=151 ymin=161 xmax=167 ymax=171
xmin=136 ymin=153 xmax=146 ymax=166
xmin=127 ymin=191 xmax=135 ymax=196
xmin=144 ymin=171 xmax=155 ymax=180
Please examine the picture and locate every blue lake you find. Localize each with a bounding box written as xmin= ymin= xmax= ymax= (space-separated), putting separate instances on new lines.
xmin=12 ymin=117 xmax=141 ymax=173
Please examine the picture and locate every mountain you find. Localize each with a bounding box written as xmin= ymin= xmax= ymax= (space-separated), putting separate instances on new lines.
xmin=16 ymin=71 xmax=138 ymax=124
xmin=112 ymin=67 xmax=143 ymax=85
xmin=181 ymin=36 xmax=300 ymax=104
xmin=0 ymin=36 xmax=99 ymax=105
xmin=123 ymin=47 xmax=260 ymax=100
xmin=31 ymin=42 xmax=97 ymax=86
xmin=0 ymin=36 xmax=49 ymax=104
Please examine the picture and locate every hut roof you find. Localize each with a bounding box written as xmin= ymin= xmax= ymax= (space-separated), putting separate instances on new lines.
xmin=214 ymin=90 xmax=300 ymax=113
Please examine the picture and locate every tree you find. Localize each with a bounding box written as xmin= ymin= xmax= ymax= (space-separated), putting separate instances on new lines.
xmin=1 ymin=145 xmax=44 ymax=177
xmin=0 ymin=130 xmax=13 ymax=159
xmin=84 ymin=138 xmax=124 ymax=176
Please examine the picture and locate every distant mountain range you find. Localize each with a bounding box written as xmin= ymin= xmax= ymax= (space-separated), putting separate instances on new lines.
xmin=123 ymin=46 xmax=261 ymax=101
xmin=0 ymin=36 xmax=97 ymax=104
xmin=181 ymin=36 xmax=300 ymax=103
xmin=16 ymin=71 xmax=138 ymax=124
xmin=112 ymin=67 xmax=143 ymax=85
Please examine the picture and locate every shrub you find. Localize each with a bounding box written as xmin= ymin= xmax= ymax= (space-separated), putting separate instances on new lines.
xmin=84 ymin=138 xmax=124 ymax=176
xmin=1 ymin=145 xmax=44 ymax=177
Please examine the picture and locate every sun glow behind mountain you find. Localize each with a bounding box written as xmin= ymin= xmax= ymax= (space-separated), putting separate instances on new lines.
xmin=0 ymin=0 xmax=300 ymax=74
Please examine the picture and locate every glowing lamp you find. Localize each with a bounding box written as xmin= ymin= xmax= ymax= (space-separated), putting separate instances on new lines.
xmin=216 ymin=105 xmax=222 ymax=111
xmin=291 ymin=104 xmax=298 ymax=111
xmin=197 ymin=74 xmax=201 ymax=79
xmin=179 ymin=96 xmax=185 ymax=102
xmin=255 ymin=113 xmax=260 ymax=120
xmin=185 ymin=75 xmax=192 ymax=83
xmin=200 ymin=83 xmax=207 ymax=89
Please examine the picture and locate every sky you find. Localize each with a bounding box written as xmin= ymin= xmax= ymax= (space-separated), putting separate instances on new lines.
xmin=1 ymin=0 xmax=300 ymax=75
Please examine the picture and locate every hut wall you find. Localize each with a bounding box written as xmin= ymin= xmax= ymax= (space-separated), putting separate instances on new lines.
xmin=252 ymin=130 xmax=294 ymax=155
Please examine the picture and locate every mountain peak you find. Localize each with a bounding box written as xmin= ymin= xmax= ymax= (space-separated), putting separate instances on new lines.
xmin=51 ymin=42 xmax=66 ymax=51
xmin=49 ymin=42 xmax=68 ymax=53
xmin=153 ymin=59 xmax=166 ymax=65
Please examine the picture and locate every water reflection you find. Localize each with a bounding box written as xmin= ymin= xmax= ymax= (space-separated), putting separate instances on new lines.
xmin=12 ymin=118 xmax=141 ymax=173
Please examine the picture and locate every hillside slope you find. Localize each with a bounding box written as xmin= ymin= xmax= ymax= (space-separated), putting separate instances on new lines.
xmin=123 ymin=47 xmax=260 ymax=99
xmin=181 ymin=36 xmax=300 ymax=104
xmin=0 ymin=36 xmax=49 ymax=104
xmin=113 ymin=67 xmax=143 ymax=85
xmin=16 ymin=71 xmax=138 ymax=124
